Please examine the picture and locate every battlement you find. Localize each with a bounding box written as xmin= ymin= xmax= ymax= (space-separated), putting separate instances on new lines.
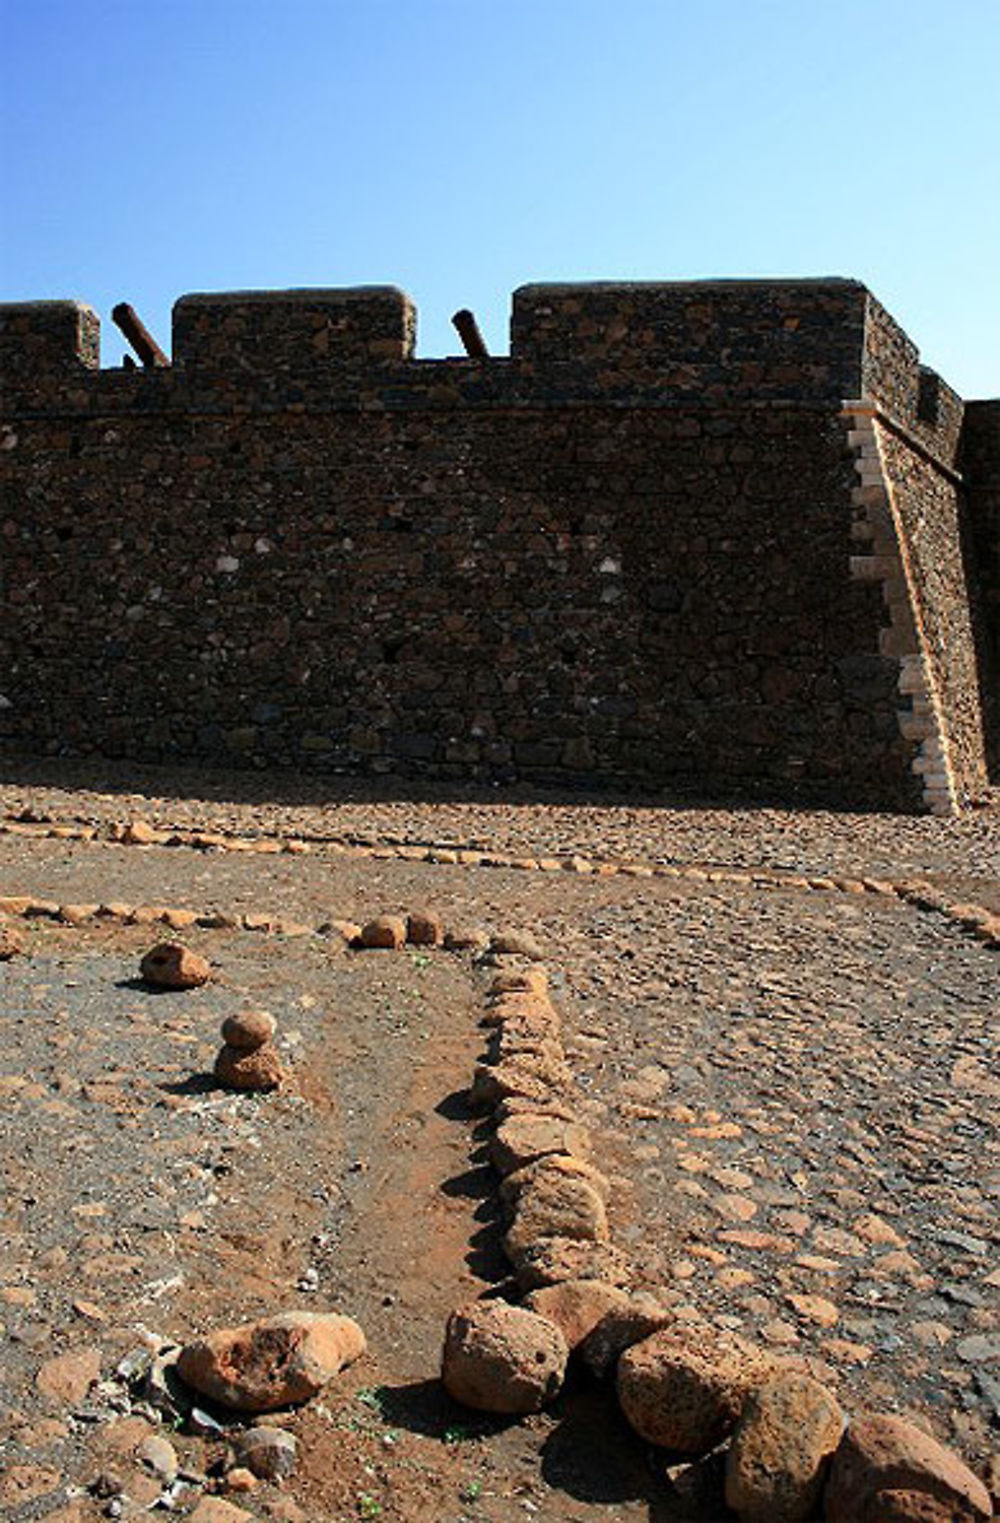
xmin=0 ymin=300 xmax=100 ymax=383
xmin=511 ymin=277 xmax=867 ymax=398
xmin=172 ymin=286 xmax=416 ymax=373
xmin=0 ymin=280 xmax=976 ymax=465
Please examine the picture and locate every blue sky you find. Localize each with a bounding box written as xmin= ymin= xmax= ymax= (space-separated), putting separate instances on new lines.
xmin=2 ymin=0 xmax=998 ymax=394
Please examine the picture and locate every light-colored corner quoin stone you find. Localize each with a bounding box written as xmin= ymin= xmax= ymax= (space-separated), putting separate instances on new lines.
xmin=844 ymin=405 xmax=959 ymax=816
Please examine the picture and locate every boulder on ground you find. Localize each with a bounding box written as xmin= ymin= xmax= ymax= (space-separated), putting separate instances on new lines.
xmin=495 ymin=1094 xmax=579 ymax=1126
xmin=177 ymin=1311 xmax=366 ymax=1412
xmin=359 ymin=916 xmax=407 ymax=950
xmin=491 ymin=1026 xmax=564 ymax=1065
xmin=524 ymin=1281 xmax=631 ymax=1351
xmin=140 ymin=942 xmax=210 ymax=989
xmin=407 ymin=910 xmax=443 ymax=946
xmin=509 ymin=1236 xmax=632 ymax=1293
xmin=617 ymin=1327 xmax=769 ymax=1456
xmin=481 ymin=990 xmax=557 ymax=1030
xmin=35 ymin=1347 xmax=102 ymax=1404
xmin=471 ymin=1053 xmax=572 ymax=1111
xmin=491 ymin=1114 xmax=592 ymax=1176
xmin=823 ymin=1412 xmax=992 ymax=1523
xmin=503 ymin=1172 xmax=609 ymax=1258
xmin=122 ymin=819 xmax=163 ymax=845
xmin=441 ymin=1300 xmax=567 ymax=1414
xmin=724 ymin=1370 xmax=844 ymax=1522
xmin=58 ymin=903 xmax=99 ymax=926
xmin=500 ymin=1154 xmax=610 ymax=1218
xmin=231 ymin=1425 xmax=298 ymax=1481
xmin=489 ymin=929 xmax=544 ymax=961
xmin=580 ymin=1292 xmax=673 ymax=1378
xmin=490 ymin=967 xmax=549 ymax=997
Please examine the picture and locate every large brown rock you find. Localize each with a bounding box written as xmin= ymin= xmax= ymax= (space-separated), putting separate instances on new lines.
xmin=406 ymin=910 xmax=443 ymax=946
xmin=492 ymin=1026 xmax=564 ymax=1065
xmin=579 ymin=1292 xmax=673 ymax=1378
xmin=488 ymin=1015 xmax=563 ymax=1060
xmin=122 ymin=818 xmax=163 ymax=845
xmin=524 ymin=1280 xmax=631 ymax=1351
xmin=491 ymin=1114 xmax=592 ymax=1176
xmin=470 ymin=1052 xmax=573 ymax=1111
xmin=509 ymin=1236 xmax=632 ymax=1292
xmin=481 ymin=990 xmax=557 ymax=1030
xmin=214 ymin=1042 xmax=285 ymax=1092
xmin=35 ymin=1347 xmax=102 ymax=1404
xmin=176 ymin=1311 xmax=366 ymax=1412
xmin=359 ymin=915 xmax=407 ymax=949
xmin=725 ymin=1371 xmax=843 ymax=1522
xmin=495 ymin=1093 xmax=579 ymax=1126
xmin=823 ymin=1412 xmax=992 ymax=1522
xmin=140 ymin=942 xmax=210 ymax=989
xmin=500 ymin=1154 xmax=610 ymax=1217
xmin=489 ymin=929 xmax=544 ymax=960
xmin=441 ymin=1300 xmax=567 ymax=1414
xmin=503 ymin=1172 xmax=609 ymax=1260
xmin=617 ymin=1327 xmax=769 ymax=1455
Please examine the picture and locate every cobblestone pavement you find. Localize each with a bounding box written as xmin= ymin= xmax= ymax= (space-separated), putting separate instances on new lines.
xmin=0 ymin=756 xmax=998 ymax=890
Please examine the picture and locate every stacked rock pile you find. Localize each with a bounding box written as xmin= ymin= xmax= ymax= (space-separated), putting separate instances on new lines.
xmin=215 ymin=1010 xmax=285 ymax=1093
xmin=442 ymin=952 xmax=994 ymax=1523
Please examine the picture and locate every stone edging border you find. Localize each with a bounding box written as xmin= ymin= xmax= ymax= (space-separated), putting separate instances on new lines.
xmin=1 ymin=813 xmax=996 ymax=953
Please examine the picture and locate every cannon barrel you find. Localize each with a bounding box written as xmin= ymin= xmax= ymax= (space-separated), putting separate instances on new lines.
xmin=111 ymin=303 xmax=169 ymax=368
xmin=451 ymin=308 xmax=489 ymax=359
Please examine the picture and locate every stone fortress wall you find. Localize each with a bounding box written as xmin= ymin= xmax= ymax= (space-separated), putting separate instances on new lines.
xmin=1 ymin=278 xmax=996 ymax=813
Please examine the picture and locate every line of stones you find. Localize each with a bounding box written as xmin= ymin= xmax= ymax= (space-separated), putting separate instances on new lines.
xmin=1 ymin=814 xmax=997 ymax=952
xmin=440 ymin=956 xmax=994 ymax=1523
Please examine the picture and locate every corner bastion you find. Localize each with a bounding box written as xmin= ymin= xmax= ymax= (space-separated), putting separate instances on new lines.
xmin=1 ymin=279 xmax=996 ymax=813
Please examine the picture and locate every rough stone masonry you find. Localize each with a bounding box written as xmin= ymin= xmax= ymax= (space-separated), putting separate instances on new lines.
xmin=0 ymin=278 xmax=997 ymax=813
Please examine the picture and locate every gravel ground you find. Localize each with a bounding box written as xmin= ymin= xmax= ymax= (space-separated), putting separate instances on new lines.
xmin=0 ymin=761 xmax=997 ymax=1520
